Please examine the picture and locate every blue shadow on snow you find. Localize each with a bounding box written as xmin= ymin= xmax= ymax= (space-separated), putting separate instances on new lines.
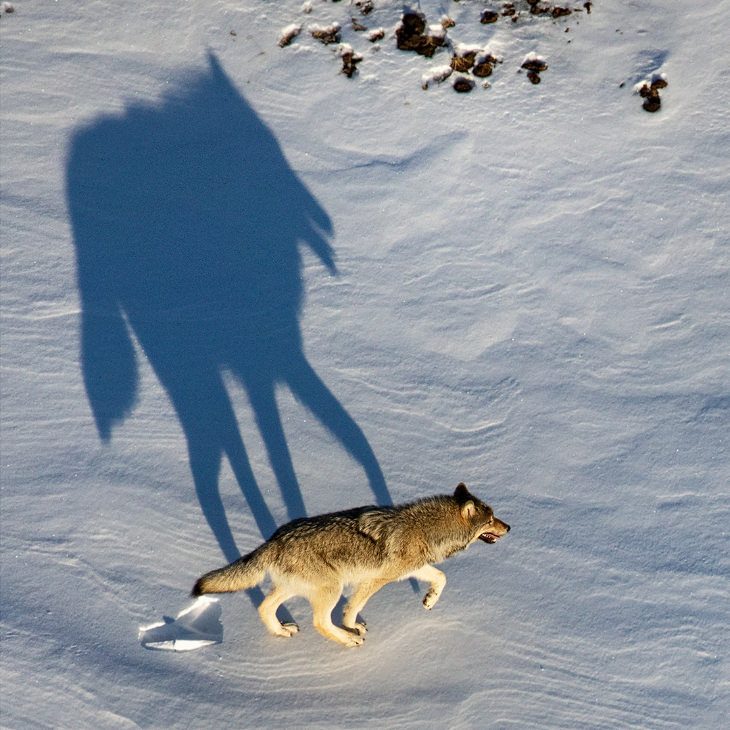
xmin=66 ymin=53 xmax=391 ymax=563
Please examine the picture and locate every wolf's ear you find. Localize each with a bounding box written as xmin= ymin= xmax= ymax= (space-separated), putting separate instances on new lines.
xmin=454 ymin=482 xmax=472 ymax=502
xmin=455 ymin=483 xmax=476 ymax=518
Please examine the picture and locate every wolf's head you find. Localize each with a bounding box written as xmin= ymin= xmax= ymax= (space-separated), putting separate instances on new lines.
xmin=454 ymin=483 xmax=511 ymax=544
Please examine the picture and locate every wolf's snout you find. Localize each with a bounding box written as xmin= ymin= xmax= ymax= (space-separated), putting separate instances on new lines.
xmin=493 ymin=518 xmax=510 ymax=534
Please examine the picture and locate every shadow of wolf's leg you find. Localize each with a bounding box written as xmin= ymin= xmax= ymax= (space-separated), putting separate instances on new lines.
xmin=174 ymin=370 xmax=276 ymax=562
xmin=287 ymin=356 xmax=392 ymax=507
xmin=188 ymin=439 xmax=239 ymax=563
xmin=246 ymin=379 xmax=306 ymax=522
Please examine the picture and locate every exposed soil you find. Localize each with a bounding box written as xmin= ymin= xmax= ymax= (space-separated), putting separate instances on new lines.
xmin=276 ymin=1 xmax=603 ymax=95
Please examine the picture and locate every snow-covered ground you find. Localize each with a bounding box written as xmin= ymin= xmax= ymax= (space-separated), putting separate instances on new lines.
xmin=2 ymin=1 xmax=728 ymax=727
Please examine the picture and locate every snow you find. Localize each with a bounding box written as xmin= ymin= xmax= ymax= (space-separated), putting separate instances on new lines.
xmin=1 ymin=0 xmax=729 ymax=727
xmin=139 ymin=597 xmax=223 ymax=652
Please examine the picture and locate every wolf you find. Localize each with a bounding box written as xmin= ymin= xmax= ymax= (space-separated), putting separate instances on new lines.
xmin=191 ymin=483 xmax=510 ymax=647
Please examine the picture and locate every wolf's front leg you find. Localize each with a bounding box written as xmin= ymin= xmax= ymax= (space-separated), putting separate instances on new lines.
xmin=409 ymin=565 xmax=446 ymax=609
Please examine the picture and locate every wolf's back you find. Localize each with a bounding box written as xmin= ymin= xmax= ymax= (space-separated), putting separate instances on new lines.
xmin=192 ymin=544 xmax=270 ymax=596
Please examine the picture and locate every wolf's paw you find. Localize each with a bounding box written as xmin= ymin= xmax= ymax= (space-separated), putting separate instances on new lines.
xmin=317 ymin=624 xmax=365 ymax=646
xmin=352 ymin=621 xmax=367 ymax=636
xmin=343 ymin=632 xmax=365 ymax=647
xmin=342 ymin=612 xmax=367 ymax=635
xmin=272 ymin=621 xmax=299 ymax=638
xmin=338 ymin=627 xmax=365 ymax=647
xmin=422 ymin=590 xmax=440 ymax=610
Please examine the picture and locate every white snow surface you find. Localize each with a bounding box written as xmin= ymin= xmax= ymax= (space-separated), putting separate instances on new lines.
xmin=2 ymin=1 xmax=729 ymax=727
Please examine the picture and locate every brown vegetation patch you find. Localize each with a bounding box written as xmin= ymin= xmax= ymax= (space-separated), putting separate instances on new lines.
xmin=639 ymin=77 xmax=667 ymax=112
xmin=480 ymin=10 xmax=500 ymax=24
xmin=451 ymin=51 xmax=477 ymax=72
xmin=396 ymin=12 xmax=446 ymax=58
xmin=453 ymin=76 xmax=476 ymax=92
xmin=311 ymin=24 xmax=342 ymax=45
xmin=340 ymin=50 xmax=363 ymax=78
xmin=522 ymin=58 xmax=548 ymax=72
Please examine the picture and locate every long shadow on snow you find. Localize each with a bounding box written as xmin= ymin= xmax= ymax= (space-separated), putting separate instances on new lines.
xmin=67 ymin=53 xmax=391 ymax=565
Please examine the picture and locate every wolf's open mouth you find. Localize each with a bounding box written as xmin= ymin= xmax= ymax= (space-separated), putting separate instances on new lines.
xmin=478 ymin=532 xmax=500 ymax=544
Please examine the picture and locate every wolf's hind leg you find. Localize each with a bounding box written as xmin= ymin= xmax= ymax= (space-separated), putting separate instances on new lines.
xmin=343 ymin=579 xmax=389 ymax=635
xmin=258 ymin=585 xmax=299 ymax=637
xmin=310 ymin=585 xmax=364 ymax=647
xmin=409 ymin=565 xmax=446 ymax=609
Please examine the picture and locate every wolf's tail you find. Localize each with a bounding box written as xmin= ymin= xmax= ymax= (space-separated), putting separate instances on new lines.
xmin=191 ymin=544 xmax=270 ymax=596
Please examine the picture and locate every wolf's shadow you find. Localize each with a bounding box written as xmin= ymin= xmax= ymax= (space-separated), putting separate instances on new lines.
xmin=67 ymin=53 xmax=390 ymax=563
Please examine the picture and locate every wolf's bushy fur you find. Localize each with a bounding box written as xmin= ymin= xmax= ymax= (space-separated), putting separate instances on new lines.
xmin=192 ymin=483 xmax=510 ymax=646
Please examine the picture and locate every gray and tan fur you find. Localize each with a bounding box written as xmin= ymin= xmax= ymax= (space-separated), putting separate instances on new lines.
xmin=191 ymin=483 xmax=510 ymax=646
